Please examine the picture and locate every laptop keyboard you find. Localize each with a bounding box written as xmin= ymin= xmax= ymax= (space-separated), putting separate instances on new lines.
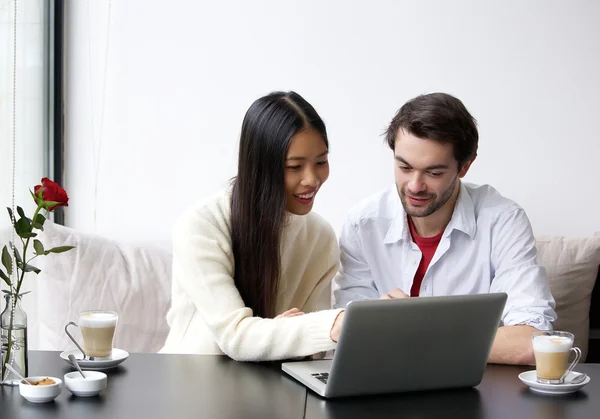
xmin=311 ymin=372 xmax=329 ymax=384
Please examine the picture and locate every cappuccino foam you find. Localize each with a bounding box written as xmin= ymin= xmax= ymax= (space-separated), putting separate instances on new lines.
xmin=79 ymin=312 xmax=118 ymax=328
xmin=532 ymin=335 xmax=572 ymax=353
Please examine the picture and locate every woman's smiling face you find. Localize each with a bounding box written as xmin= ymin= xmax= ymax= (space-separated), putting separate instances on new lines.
xmin=284 ymin=129 xmax=329 ymax=215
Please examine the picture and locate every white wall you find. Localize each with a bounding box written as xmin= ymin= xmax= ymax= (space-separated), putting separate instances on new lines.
xmin=64 ymin=0 xmax=600 ymax=241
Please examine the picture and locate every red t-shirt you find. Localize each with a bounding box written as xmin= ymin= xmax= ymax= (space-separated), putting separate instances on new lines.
xmin=408 ymin=217 xmax=443 ymax=297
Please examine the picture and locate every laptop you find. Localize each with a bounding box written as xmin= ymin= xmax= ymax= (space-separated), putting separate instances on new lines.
xmin=282 ymin=293 xmax=507 ymax=398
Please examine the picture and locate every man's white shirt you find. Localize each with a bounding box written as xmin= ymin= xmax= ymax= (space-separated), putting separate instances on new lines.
xmin=333 ymin=182 xmax=556 ymax=330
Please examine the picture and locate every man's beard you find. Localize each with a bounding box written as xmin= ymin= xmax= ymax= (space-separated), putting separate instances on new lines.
xmin=398 ymin=176 xmax=458 ymax=218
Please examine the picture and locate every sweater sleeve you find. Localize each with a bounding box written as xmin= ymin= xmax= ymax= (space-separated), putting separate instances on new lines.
xmin=172 ymin=209 xmax=342 ymax=361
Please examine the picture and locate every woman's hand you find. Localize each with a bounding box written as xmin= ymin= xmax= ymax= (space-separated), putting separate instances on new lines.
xmin=380 ymin=288 xmax=410 ymax=299
xmin=329 ymin=311 xmax=345 ymax=342
xmin=275 ymin=308 xmax=305 ymax=319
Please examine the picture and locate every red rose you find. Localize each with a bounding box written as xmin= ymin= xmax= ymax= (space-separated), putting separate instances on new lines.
xmin=33 ymin=178 xmax=69 ymax=211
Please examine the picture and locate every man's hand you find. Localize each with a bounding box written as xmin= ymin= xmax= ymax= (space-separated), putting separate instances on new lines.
xmin=380 ymin=288 xmax=410 ymax=299
xmin=275 ymin=308 xmax=305 ymax=319
xmin=488 ymin=325 xmax=537 ymax=365
xmin=330 ymin=311 xmax=345 ymax=342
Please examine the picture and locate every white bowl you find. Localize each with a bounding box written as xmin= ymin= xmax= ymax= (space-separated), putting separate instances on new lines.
xmin=64 ymin=371 xmax=107 ymax=397
xmin=19 ymin=376 xmax=63 ymax=403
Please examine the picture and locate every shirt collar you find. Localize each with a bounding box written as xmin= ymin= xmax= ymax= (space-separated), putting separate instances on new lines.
xmin=383 ymin=193 xmax=411 ymax=244
xmin=446 ymin=182 xmax=477 ymax=239
xmin=383 ymin=182 xmax=476 ymax=244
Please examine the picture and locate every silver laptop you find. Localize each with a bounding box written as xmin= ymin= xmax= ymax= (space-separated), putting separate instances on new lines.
xmin=282 ymin=293 xmax=507 ymax=398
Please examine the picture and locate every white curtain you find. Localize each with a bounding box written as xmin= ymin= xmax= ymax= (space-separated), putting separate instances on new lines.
xmin=0 ymin=0 xmax=48 ymax=349
xmin=63 ymin=0 xmax=114 ymax=235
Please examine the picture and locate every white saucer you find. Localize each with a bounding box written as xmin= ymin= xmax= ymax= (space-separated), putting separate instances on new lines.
xmin=518 ymin=370 xmax=591 ymax=395
xmin=60 ymin=348 xmax=129 ymax=371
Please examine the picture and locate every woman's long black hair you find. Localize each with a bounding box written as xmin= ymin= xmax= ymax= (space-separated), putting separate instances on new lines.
xmin=231 ymin=91 xmax=328 ymax=318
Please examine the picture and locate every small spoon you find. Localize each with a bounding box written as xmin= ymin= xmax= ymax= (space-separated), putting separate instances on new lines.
xmin=68 ymin=354 xmax=86 ymax=379
xmin=569 ymin=372 xmax=587 ymax=384
xmin=4 ymin=363 xmax=34 ymax=385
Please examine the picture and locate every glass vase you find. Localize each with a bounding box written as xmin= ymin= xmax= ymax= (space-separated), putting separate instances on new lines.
xmin=1 ymin=293 xmax=28 ymax=386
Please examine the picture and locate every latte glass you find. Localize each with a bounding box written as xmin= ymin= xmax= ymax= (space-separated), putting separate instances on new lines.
xmin=532 ymin=331 xmax=581 ymax=384
xmin=65 ymin=310 xmax=119 ymax=359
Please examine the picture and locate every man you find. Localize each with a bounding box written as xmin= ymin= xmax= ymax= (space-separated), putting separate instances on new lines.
xmin=333 ymin=93 xmax=556 ymax=365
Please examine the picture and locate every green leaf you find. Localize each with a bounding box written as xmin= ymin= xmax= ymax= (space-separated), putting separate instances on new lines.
xmin=0 ymin=268 xmax=11 ymax=287
xmin=22 ymin=263 xmax=41 ymax=274
xmin=16 ymin=206 xmax=32 ymax=225
xmin=33 ymin=239 xmax=45 ymax=255
xmin=32 ymin=213 xmax=46 ymax=230
xmin=19 ymin=232 xmax=37 ymax=239
xmin=46 ymin=245 xmax=75 ymax=254
xmin=2 ymin=246 xmax=12 ymax=275
xmin=15 ymin=217 xmax=32 ymax=235
xmin=7 ymin=207 xmax=14 ymax=222
xmin=12 ymin=245 xmax=22 ymax=264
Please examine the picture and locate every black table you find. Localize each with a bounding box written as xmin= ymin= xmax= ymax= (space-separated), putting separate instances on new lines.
xmin=1 ymin=352 xmax=598 ymax=419
xmin=306 ymin=364 xmax=600 ymax=419
xmin=1 ymin=351 xmax=306 ymax=419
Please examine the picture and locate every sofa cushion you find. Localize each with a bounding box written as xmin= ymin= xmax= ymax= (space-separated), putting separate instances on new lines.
xmin=536 ymin=236 xmax=600 ymax=361
xmin=34 ymin=222 xmax=172 ymax=353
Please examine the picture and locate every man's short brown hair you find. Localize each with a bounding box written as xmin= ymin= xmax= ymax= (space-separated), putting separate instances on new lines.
xmin=385 ymin=93 xmax=478 ymax=166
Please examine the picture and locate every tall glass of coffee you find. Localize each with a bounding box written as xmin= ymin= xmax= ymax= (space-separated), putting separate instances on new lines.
xmin=65 ymin=310 xmax=119 ymax=359
xmin=532 ymin=331 xmax=581 ymax=384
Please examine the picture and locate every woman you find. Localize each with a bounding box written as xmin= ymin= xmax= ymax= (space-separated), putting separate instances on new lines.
xmin=161 ymin=91 xmax=345 ymax=361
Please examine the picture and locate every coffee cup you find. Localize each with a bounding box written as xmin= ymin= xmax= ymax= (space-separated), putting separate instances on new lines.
xmin=532 ymin=331 xmax=581 ymax=384
xmin=65 ymin=310 xmax=119 ymax=359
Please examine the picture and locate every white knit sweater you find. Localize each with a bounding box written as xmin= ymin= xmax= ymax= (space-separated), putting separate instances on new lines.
xmin=160 ymin=188 xmax=343 ymax=361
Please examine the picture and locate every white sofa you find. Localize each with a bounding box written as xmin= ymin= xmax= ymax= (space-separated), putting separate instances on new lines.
xmin=22 ymin=222 xmax=600 ymax=360
xmin=31 ymin=222 xmax=172 ymax=353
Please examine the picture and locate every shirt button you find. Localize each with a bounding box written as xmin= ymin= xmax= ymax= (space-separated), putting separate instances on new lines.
xmin=411 ymin=259 xmax=417 ymax=265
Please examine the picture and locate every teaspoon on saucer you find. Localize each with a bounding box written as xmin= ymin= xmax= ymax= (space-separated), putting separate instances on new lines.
xmin=569 ymin=373 xmax=587 ymax=385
